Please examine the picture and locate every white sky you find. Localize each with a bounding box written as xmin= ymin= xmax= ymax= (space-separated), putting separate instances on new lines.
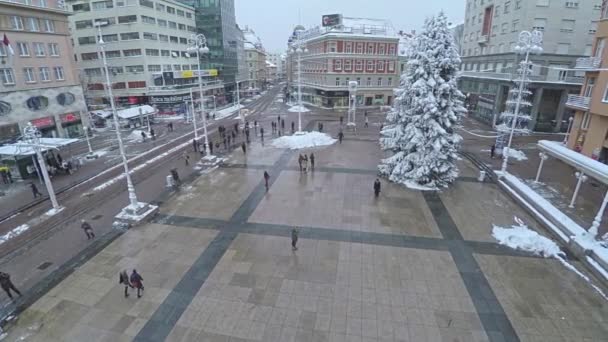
xmin=235 ymin=0 xmax=465 ymax=53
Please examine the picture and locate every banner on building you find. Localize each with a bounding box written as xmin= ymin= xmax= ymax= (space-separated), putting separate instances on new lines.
xmin=174 ymin=69 xmax=218 ymax=79
xmin=30 ymin=116 xmax=55 ymax=129
xmin=60 ymin=113 xmax=80 ymax=123
xmin=322 ymin=14 xmax=342 ymax=27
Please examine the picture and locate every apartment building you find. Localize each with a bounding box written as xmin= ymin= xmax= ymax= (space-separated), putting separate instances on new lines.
xmin=0 ymin=0 xmax=88 ymax=141
xmin=267 ymin=53 xmax=286 ymax=80
xmin=287 ymin=16 xmax=400 ymax=108
xmin=67 ymin=0 xmax=223 ymax=114
xmin=460 ymin=0 xmax=602 ymax=132
xmin=242 ymin=27 xmax=267 ymax=91
xmin=566 ymin=4 xmax=608 ymax=162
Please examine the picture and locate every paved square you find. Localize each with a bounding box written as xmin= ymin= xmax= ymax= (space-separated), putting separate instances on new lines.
xmin=249 ymin=170 xmax=442 ymax=237
xmin=287 ymin=139 xmax=384 ymax=171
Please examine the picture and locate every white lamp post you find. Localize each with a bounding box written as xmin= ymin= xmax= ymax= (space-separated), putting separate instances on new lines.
xmin=23 ymin=124 xmax=61 ymax=210
xmin=289 ymin=45 xmax=308 ymax=133
xmin=563 ymin=116 xmax=574 ymax=144
xmin=347 ymin=81 xmax=358 ymax=130
xmin=188 ymin=88 xmax=199 ymax=140
xmin=188 ymin=33 xmax=211 ymax=157
xmin=500 ymin=30 xmax=543 ymax=174
xmin=96 ymin=21 xmax=145 ymax=213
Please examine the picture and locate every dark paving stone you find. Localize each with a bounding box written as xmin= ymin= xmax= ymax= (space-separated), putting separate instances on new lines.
xmin=36 ymin=261 xmax=53 ymax=270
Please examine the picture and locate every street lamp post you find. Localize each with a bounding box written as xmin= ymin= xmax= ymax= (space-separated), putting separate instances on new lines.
xmin=563 ymin=116 xmax=574 ymax=144
xmin=23 ymin=124 xmax=61 ymax=210
xmin=189 ymin=88 xmax=199 ymax=140
xmin=347 ymin=81 xmax=358 ymax=130
xmin=96 ymin=21 xmax=142 ymax=212
xmin=500 ymin=30 xmax=543 ymax=174
xmin=236 ymin=79 xmax=243 ymax=124
xmin=188 ymin=33 xmax=211 ymax=156
xmin=289 ymin=45 xmax=308 ymax=133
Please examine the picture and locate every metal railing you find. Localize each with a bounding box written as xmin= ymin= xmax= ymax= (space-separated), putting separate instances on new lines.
xmin=565 ymin=94 xmax=591 ymax=110
xmin=574 ymin=57 xmax=601 ymax=70
xmin=299 ymin=82 xmax=394 ymax=90
xmin=460 ymin=71 xmax=584 ymax=84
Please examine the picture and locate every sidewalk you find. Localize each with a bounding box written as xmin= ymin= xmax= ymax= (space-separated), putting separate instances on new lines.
xmin=460 ymin=116 xmax=608 ymax=237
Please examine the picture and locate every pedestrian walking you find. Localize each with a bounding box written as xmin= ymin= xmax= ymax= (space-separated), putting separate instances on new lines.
xmin=310 ymin=153 xmax=315 ymax=170
xmin=374 ymin=178 xmax=381 ymax=198
xmin=340 ymin=116 xmax=344 ymax=125
xmin=232 ymin=130 xmax=236 ymax=141
xmin=298 ymin=154 xmax=303 ymax=172
xmin=364 ymin=112 xmax=369 ymax=128
xmin=291 ymin=228 xmax=299 ymax=251
xmin=245 ymin=129 xmax=250 ymax=143
xmin=241 ymin=142 xmax=247 ymax=154
xmin=263 ymin=171 xmax=270 ymax=191
xmin=0 ymin=272 xmax=21 ymax=300
xmin=228 ymin=134 xmax=232 ymax=148
xmin=254 ymin=121 xmax=258 ymax=131
xmin=223 ymin=136 xmax=228 ymax=149
xmin=303 ymin=155 xmax=308 ymax=173
xmin=490 ymin=144 xmax=496 ymax=159
xmin=170 ymin=168 xmax=181 ymax=186
xmin=81 ymin=219 xmax=96 ymax=239
xmin=318 ymin=122 xmax=322 ymax=132
xmin=338 ymin=131 xmax=344 ymax=144
xmin=6 ymin=169 xmax=12 ymax=183
xmin=130 ymin=270 xmax=144 ymax=298
xmin=119 ymin=270 xmax=132 ymax=298
xmin=150 ymin=128 xmax=156 ymax=141
xmin=184 ymin=153 xmax=190 ymax=166
xmin=260 ymin=127 xmax=264 ymax=140
xmin=30 ymin=182 xmax=42 ymax=198
xmin=141 ymin=131 xmax=147 ymax=142
xmin=1 ymin=169 xmax=8 ymax=184
xmin=193 ymin=138 xmax=199 ymax=152
xmin=209 ymin=141 xmax=214 ymax=155
xmin=291 ymin=121 xmax=295 ymax=133
xmin=281 ymin=119 xmax=285 ymax=130
xmin=57 ymin=153 xmax=63 ymax=166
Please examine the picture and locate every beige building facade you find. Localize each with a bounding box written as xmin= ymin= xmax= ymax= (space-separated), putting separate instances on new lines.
xmin=0 ymin=0 xmax=88 ymax=140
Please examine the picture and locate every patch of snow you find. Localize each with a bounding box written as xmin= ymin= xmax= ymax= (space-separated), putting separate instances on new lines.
xmin=403 ymin=181 xmax=438 ymax=191
xmin=44 ymin=207 xmax=64 ymax=216
xmin=275 ymin=99 xmax=283 ymax=103
xmin=288 ymin=105 xmax=310 ymax=113
xmin=127 ymin=129 xmax=147 ymax=143
xmin=493 ymin=218 xmax=608 ymax=301
xmin=214 ymin=104 xmax=244 ymax=120
xmin=0 ymin=224 xmax=30 ymax=245
xmin=504 ymin=147 xmax=527 ymax=161
xmin=271 ymin=132 xmax=336 ymax=150
xmin=156 ymin=115 xmax=184 ymax=121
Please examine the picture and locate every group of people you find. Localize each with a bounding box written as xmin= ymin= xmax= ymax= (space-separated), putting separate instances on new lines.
xmin=298 ymin=153 xmax=315 ymax=173
xmin=119 ymin=269 xmax=144 ymax=298
xmin=0 ymin=166 xmax=13 ymax=184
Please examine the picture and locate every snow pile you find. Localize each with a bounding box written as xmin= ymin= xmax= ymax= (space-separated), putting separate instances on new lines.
xmin=127 ymin=129 xmax=147 ymax=142
xmin=493 ymin=217 xmax=608 ymax=301
xmin=45 ymin=207 xmax=65 ymax=216
xmin=272 ymin=132 xmax=336 ymax=150
xmin=0 ymin=224 xmax=30 ymax=245
xmin=504 ymin=147 xmax=528 ymax=161
xmin=403 ymin=180 xmax=438 ymax=191
xmin=214 ymin=104 xmax=244 ymax=120
xmin=288 ymin=105 xmax=310 ymax=113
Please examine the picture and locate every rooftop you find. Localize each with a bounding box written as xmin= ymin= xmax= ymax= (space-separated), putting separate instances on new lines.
xmin=293 ymin=16 xmax=398 ymax=44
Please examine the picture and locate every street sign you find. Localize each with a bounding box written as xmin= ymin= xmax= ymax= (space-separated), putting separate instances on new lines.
xmin=322 ymin=14 xmax=342 ymax=27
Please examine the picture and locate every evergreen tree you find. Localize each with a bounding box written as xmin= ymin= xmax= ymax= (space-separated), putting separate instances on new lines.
xmin=379 ymin=12 xmax=466 ymax=188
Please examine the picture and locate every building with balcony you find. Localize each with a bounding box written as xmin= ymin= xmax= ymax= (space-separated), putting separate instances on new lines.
xmin=0 ymin=0 xmax=88 ymax=141
xmin=567 ymin=4 xmax=608 ymax=162
xmin=286 ymin=16 xmax=400 ymax=108
xmin=267 ymin=53 xmax=286 ymax=80
xmin=242 ymin=26 xmax=266 ymax=92
xmin=459 ymin=0 xmax=602 ymax=132
xmin=67 ymin=0 xmax=223 ymax=115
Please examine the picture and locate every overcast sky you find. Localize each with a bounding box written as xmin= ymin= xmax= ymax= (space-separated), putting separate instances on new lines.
xmin=235 ymin=0 xmax=465 ymax=53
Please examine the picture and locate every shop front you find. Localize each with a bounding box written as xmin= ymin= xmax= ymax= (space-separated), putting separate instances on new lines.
xmin=60 ymin=112 xmax=83 ymax=138
xmin=30 ymin=116 xmax=58 ymax=138
xmin=150 ymin=94 xmax=191 ymax=116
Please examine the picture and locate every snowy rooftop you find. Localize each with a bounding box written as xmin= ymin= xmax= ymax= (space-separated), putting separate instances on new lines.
xmin=0 ymin=138 xmax=79 ymax=156
xmin=117 ymin=105 xmax=157 ymax=120
xmin=295 ymin=17 xmax=398 ymax=43
xmin=538 ymin=140 xmax=608 ymax=184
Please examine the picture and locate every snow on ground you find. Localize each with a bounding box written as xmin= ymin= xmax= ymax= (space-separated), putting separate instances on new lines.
xmin=44 ymin=207 xmax=64 ymax=216
xmin=288 ymin=105 xmax=310 ymax=113
xmin=214 ymin=104 xmax=244 ymax=120
xmin=403 ymin=181 xmax=438 ymax=191
xmin=127 ymin=129 xmax=147 ymax=142
xmin=505 ymin=148 xmax=528 ymax=161
xmin=492 ymin=217 xmax=608 ymax=301
xmin=156 ymin=115 xmax=184 ymax=121
xmin=271 ymin=132 xmax=336 ymax=150
xmin=0 ymin=224 xmax=30 ymax=245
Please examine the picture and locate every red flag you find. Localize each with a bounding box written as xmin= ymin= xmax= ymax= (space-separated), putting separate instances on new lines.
xmin=3 ymin=34 xmax=15 ymax=56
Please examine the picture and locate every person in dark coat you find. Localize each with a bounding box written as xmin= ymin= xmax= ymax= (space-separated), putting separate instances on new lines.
xmin=264 ymin=171 xmax=270 ymax=191
xmin=298 ymin=154 xmax=303 ymax=172
xmin=310 ymin=153 xmax=315 ymax=170
xmin=223 ymin=136 xmax=227 ymax=149
xmin=56 ymin=153 xmax=63 ymax=166
xmin=141 ymin=131 xmax=147 ymax=142
xmin=241 ymin=142 xmax=247 ymax=154
xmin=193 ymin=138 xmax=199 ymax=152
xmin=130 ymin=270 xmax=144 ymax=298
xmin=291 ymin=228 xmax=298 ymax=251
xmin=184 ymin=153 xmax=190 ymax=166
xmin=81 ymin=219 xmax=95 ymax=239
xmin=209 ymin=141 xmax=214 ymax=155
xmin=245 ymin=129 xmax=250 ymax=143
xmin=291 ymin=121 xmax=295 ymax=133
xmin=150 ymin=128 xmax=156 ymax=141
xmin=281 ymin=119 xmax=285 ymax=130
xmin=0 ymin=272 xmax=21 ymax=300
xmin=260 ymin=127 xmax=264 ymax=140
xmin=30 ymin=182 xmax=42 ymax=198
xmin=119 ymin=270 xmax=132 ymax=297
xmin=490 ymin=144 xmax=496 ymax=159
xmin=170 ymin=168 xmax=180 ymax=186
xmin=338 ymin=131 xmax=344 ymax=144
xmin=374 ymin=178 xmax=381 ymax=198
xmin=340 ymin=116 xmax=343 ymax=125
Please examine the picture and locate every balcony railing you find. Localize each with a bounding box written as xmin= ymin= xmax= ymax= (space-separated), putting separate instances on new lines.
xmin=460 ymin=71 xmax=584 ymax=85
xmin=565 ymin=94 xmax=591 ymax=110
xmin=574 ymin=57 xmax=601 ymax=70
xmin=477 ymin=35 xmax=489 ymax=45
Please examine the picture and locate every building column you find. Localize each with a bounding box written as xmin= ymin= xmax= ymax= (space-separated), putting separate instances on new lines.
xmin=553 ymin=89 xmax=569 ymax=133
xmin=53 ymin=114 xmax=67 ymax=138
xmin=529 ymin=87 xmax=544 ymax=131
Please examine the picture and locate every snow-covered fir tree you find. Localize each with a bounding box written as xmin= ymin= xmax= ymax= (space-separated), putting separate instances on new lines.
xmin=379 ymin=12 xmax=466 ymax=189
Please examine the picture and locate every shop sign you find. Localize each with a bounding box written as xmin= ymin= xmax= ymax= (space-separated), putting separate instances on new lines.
xmin=60 ymin=113 xmax=80 ymax=124
xmin=30 ymin=116 xmax=55 ymax=129
xmin=322 ymin=14 xmax=342 ymax=27
xmin=150 ymin=94 xmax=192 ymax=104
xmin=174 ymin=69 xmax=218 ymax=78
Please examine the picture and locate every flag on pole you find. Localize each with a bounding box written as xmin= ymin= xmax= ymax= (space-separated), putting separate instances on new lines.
xmin=3 ymin=34 xmax=15 ymax=56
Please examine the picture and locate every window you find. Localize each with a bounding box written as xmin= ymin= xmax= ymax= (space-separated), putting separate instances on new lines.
xmin=144 ymin=32 xmax=158 ymax=40
xmin=102 ymin=34 xmax=119 ymax=42
xmin=561 ymin=19 xmax=575 ymax=32
xmin=158 ymin=19 xmax=167 ymax=27
xmin=0 ymin=45 xmax=6 ymax=57
xmin=581 ymin=112 xmax=591 ymax=129
xmin=92 ymin=0 xmax=113 ymax=10
xmin=146 ymin=49 xmax=159 ymax=56
xmin=166 ymin=6 xmax=175 ymax=14
xmin=26 ymin=17 xmax=39 ymax=31
xmin=84 ymin=68 xmax=102 ymax=77
xmin=515 ymin=0 xmax=522 ymax=9
xmin=345 ymin=42 xmax=352 ymax=53
xmin=533 ymin=18 xmax=547 ymax=31
xmin=156 ymin=3 xmax=165 ymax=11
xmin=377 ymin=77 xmax=382 ymax=86
xmin=356 ymin=60 xmax=363 ymax=71
xmin=148 ymin=65 xmax=161 ymax=72
xmin=78 ymin=36 xmax=97 ymax=45
xmin=367 ymin=60 xmax=374 ymax=71
xmin=26 ymin=96 xmax=48 ymax=110
xmin=126 ymin=65 xmax=144 ymax=73
xmin=367 ymin=44 xmax=374 ymax=54
xmin=123 ymin=49 xmax=142 ymax=57
xmin=105 ymin=50 xmax=121 ymax=58
xmin=378 ymin=44 xmax=385 ymax=55
xmin=377 ymin=61 xmax=385 ymax=71
xmin=169 ymin=21 xmax=177 ymax=29
xmin=95 ymin=17 xmax=116 ymax=26
xmin=43 ymin=19 xmax=54 ymax=32
xmin=537 ymin=0 xmax=549 ymax=6
xmin=176 ymin=9 xmax=184 ymax=16
xmin=565 ymin=1 xmax=579 ymax=8
xmin=159 ymin=35 xmax=168 ymax=42
xmin=356 ymin=43 xmax=363 ymax=54
xmin=388 ymin=61 xmax=395 ymax=72
xmin=335 ymin=77 xmax=340 ymax=86
xmin=366 ymin=77 xmax=372 ymax=86
xmin=187 ymin=25 xmax=196 ymax=32
xmin=595 ymin=38 xmax=605 ymax=58
xmin=33 ymin=43 xmax=45 ymax=56
xmin=504 ymin=1 xmax=510 ymax=13
xmin=139 ymin=0 xmax=154 ymax=8
xmin=387 ymin=77 xmax=392 ymax=86
xmin=75 ymin=20 xmax=93 ymax=29
xmin=163 ymin=64 xmax=171 ymax=71
xmin=24 ymin=68 xmax=36 ymax=83
xmin=170 ymin=36 xmax=178 ymax=43
xmin=54 ymin=66 xmax=65 ymax=80
xmin=57 ymin=92 xmax=76 ymax=106
xmin=173 ymin=64 xmax=181 ymax=70
xmin=142 ymin=16 xmax=156 ymax=24
xmin=128 ymin=81 xmax=146 ymax=88
xmin=344 ymin=60 xmax=351 ymax=70
xmin=186 ymin=12 xmax=192 ymax=19
xmin=178 ymin=23 xmax=186 ymax=31
xmin=179 ymin=37 xmax=188 ymax=44
xmin=501 ymin=23 xmax=508 ymax=34
xmin=335 ymin=60 xmax=342 ymax=71
xmin=557 ymin=43 xmax=570 ymax=54
xmin=72 ymin=3 xmax=91 ymax=12
xmin=118 ymin=15 xmax=137 ymax=24
xmin=120 ymin=32 xmax=140 ymax=40
xmin=494 ymin=6 xmax=500 ymax=17
xmin=49 ymin=43 xmax=59 ymax=56
xmin=81 ymin=52 xmax=98 ymax=60
xmin=512 ymin=20 xmax=519 ymax=32
xmin=17 ymin=42 xmax=30 ymax=56
xmin=161 ymin=49 xmax=170 ymax=56
xmin=10 ymin=16 xmax=24 ymax=30
xmin=389 ymin=45 xmax=395 ymax=55
xmin=0 ymin=69 xmax=15 ymax=85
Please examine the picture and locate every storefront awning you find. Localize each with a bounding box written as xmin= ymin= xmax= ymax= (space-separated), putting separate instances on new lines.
xmin=0 ymin=138 xmax=79 ymax=157
xmin=538 ymin=140 xmax=608 ymax=184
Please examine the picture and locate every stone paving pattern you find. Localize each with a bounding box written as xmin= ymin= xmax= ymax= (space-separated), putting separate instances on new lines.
xmin=4 ymin=111 xmax=608 ymax=342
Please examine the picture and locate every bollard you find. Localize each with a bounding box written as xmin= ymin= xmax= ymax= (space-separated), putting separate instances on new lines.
xmin=166 ymin=175 xmax=174 ymax=188
xmin=478 ymin=170 xmax=486 ymax=182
